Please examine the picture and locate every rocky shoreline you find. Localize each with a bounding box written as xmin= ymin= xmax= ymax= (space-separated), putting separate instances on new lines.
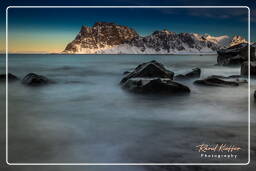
xmin=1 ymin=42 xmax=256 ymax=99
xmin=1 ymin=64 xmax=255 ymax=100
xmin=217 ymin=42 xmax=256 ymax=99
xmin=0 ymin=73 xmax=54 ymax=86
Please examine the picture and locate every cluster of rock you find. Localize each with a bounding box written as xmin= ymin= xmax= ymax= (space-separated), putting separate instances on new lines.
xmin=217 ymin=42 xmax=256 ymax=76
xmin=217 ymin=42 xmax=256 ymax=98
xmin=63 ymin=22 xmax=247 ymax=54
xmin=120 ymin=60 xmax=190 ymax=94
xmin=217 ymin=43 xmax=256 ymax=65
xmin=1 ymin=60 xmax=255 ymax=100
xmin=120 ymin=61 xmax=249 ymax=95
xmin=0 ymin=73 xmax=53 ymax=86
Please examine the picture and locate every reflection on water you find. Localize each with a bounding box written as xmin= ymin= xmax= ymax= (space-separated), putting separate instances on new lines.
xmin=0 ymin=54 xmax=253 ymax=167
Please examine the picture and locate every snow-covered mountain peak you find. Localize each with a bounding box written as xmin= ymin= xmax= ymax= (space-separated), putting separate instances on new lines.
xmin=229 ymin=35 xmax=247 ymax=47
xmin=152 ymin=30 xmax=174 ymax=35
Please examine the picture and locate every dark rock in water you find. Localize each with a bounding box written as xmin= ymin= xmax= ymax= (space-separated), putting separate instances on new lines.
xmin=174 ymin=74 xmax=187 ymax=80
xmin=254 ymin=90 xmax=256 ymax=100
xmin=174 ymin=68 xmax=201 ymax=80
xmin=194 ymin=78 xmax=238 ymax=86
xmin=241 ymin=61 xmax=256 ymax=76
xmin=22 ymin=73 xmax=53 ymax=86
xmin=193 ymin=75 xmax=247 ymax=87
xmin=122 ymin=78 xmax=190 ymax=94
xmin=120 ymin=60 xmax=174 ymax=84
xmin=185 ymin=67 xmax=201 ymax=77
xmin=0 ymin=73 xmax=19 ymax=82
xmin=217 ymin=43 xmax=255 ymax=65
xmin=210 ymin=75 xmax=246 ymax=80
xmin=120 ymin=61 xmax=189 ymax=94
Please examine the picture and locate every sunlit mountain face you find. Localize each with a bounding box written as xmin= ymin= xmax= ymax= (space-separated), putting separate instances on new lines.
xmin=63 ymin=22 xmax=247 ymax=54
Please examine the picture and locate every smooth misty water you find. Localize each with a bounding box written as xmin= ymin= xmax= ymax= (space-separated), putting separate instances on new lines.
xmin=0 ymin=54 xmax=253 ymax=165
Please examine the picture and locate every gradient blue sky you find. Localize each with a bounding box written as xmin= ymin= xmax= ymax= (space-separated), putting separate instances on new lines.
xmin=0 ymin=0 xmax=255 ymax=53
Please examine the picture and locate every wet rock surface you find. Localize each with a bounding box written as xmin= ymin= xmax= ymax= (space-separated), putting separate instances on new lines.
xmin=122 ymin=78 xmax=190 ymax=94
xmin=22 ymin=73 xmax=53 ymax=86
xmin=0 ymin=73 xmax=19 ymax=82
xmin=217 ymin=43 xmax=254 ymax=65
xmin=174 ymin=67 xmax=201 ymax=80
xmin=194 ymin=75 xmax=247 ymax=87
xmin=120 ymin=60 xmax=174 ymax=84
xmin=210 ymin=75 xmax=247 ymax=80
xmin=120 ymin=61 xmax=190 ymax=94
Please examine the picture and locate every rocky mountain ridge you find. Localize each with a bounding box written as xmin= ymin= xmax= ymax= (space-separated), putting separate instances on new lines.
xmin=63 ymin=22 xmax=247 ymax=54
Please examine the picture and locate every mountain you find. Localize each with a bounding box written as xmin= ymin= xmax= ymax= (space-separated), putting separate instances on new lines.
xmin=228 ymin=35 xmax=247 ymax=47
xmin=63 ymin=22 xmax=247 ymax=54
xmin=64 ymin=22 xmax=138 ymax=54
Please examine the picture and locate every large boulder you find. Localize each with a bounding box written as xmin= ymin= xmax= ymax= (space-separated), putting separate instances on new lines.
xmin=174 ymin=68 xmax=201 ymax=80
xmin=217 ymin=43 xmax=255 ymax=65
xmin=194 ymin=75 xmax=247 ymax=87
xmin=120 ymin=60 xmax=174 ymax=84
xmin=22 ymin=73 xmax=53 ymax=86
xmin=0 ymin=73 xmax=19 ymax=82
xmin=241 ymin=61 xmax=256 ymax=76
xmin=122 ymin=78 xmax=190 ymax=94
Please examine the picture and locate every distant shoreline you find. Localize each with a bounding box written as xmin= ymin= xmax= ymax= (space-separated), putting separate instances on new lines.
xmin=0 ymin=53 xmax=217 ymax=56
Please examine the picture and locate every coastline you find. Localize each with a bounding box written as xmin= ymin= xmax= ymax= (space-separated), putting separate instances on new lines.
xmin=1 ymin=52 xmax=218 ymax=56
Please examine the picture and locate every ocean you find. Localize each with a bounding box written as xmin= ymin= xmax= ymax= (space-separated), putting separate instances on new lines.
xmin=0 ymin=54 xmax=254 ymax=167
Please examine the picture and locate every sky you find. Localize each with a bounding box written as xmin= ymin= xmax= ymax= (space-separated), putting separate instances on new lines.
xmin=0 ymin=0 xmax=254 ymax=53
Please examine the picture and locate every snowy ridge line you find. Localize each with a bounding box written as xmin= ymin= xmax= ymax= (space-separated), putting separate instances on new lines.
xmin=62 ymin=22 xmax=247 ymax=54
